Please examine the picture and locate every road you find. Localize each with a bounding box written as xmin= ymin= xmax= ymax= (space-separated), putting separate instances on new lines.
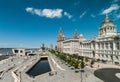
xmin=94 ymin=68 xmax=120 ymax=82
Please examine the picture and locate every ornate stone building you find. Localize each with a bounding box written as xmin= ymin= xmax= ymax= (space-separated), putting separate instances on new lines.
xmin=79 ymin=15 xmax=120 ymax=64
xmin=57 ymin=28 xmax=80 ymax=54
xmin=57 ymin=15 xmax=120 ymax=64
xmin=57 ymin=28 xmax=64 ymax=52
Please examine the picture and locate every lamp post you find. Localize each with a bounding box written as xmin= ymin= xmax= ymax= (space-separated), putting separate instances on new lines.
xmin=80 ymin=69 xmax=85 ymax=82
xmin=110 ymin=42 xmax=113 ymax=63
xmin=19 ymin=71 xmax=21 ymax=82
xmin=80 ymin=58 xmax=85 ymax=82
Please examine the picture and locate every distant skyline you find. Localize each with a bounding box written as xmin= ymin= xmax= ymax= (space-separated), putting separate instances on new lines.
xmin=0 ymin=0 xmax=120 ymax=48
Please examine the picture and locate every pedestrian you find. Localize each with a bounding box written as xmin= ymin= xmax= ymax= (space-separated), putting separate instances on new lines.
xmin=85 ymin=74 xmax=87 ymax=77
xmin=98 ymin=64 xmax=99 ymax=67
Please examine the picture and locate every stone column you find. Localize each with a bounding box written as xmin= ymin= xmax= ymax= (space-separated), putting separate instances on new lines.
xmin=103 ymin=43 xmax=106 ymax=50
xmin=95 ymin=42 xmax=98 ymax=50
xmin=91 ymin=43 xmax=93 ymax=49
xmin=113 ymin=41 xmax=116 ymax=50
xmin=112 ymin=41 xmax=115 ymax=56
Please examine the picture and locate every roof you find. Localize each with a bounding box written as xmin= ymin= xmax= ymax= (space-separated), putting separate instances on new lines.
xmin=100 ymin=15 xmax=115 ymax=29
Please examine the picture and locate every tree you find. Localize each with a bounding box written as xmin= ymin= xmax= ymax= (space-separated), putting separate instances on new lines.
xmin=90 ymin=60 xmax=94 ymax=67
xmin=80 ymin=58 xmax=85 ymax=68
xmin=85 ymin=58 xmax=89 ymax=62
xmin=74 ymin=59 xmax=80 ymax=68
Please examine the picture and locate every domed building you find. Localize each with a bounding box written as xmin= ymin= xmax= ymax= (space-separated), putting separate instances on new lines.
xmin=99 ymin=15 xmax=117 ymax=36
xmin=57 ymin=15 xmax=120 ymax=64
xmin=79 ymin=15 xmax=120 ymax=64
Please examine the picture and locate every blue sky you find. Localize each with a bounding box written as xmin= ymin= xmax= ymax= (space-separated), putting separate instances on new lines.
xmin=0 ymin=0 xmax=120 ymax=48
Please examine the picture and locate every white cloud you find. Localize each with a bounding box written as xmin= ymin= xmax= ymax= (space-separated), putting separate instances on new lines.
xmin=64 ymin=12 xmax=72 ymax=19
xmin=42 ymin=9 xmax=63 ymax=18
xmin=80 ymin=11 xmax=87 ymax=18
xmin=25 ymin=7 xmax=63 ymax=18
xmin=91 ymin=14 xmax=96 ymax=18
xmin=25 ymin=7 xmax=34 ymax=13
xmin=34 ymin=9 xmax=42 ymax=16
xmin=102 ymin=4 xmax=120 ymax=15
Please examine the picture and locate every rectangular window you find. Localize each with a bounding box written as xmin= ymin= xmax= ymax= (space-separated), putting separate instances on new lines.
xmin=98 ymin=43 xmax=100 ymax=49
xmin=102 ymin=43 xmax=104 ymax=49
xmin=116 ymin=42 xmax=119 ymax=50
xmin=14 ymin=50 xmax=18 ymax=53
xmin=110 ymin=43 xmax=113 ymax=50
xmin=105 ymin=43 xmax=108 ymax=49
xmin=20 ymin=50 xmax=23 ymax=53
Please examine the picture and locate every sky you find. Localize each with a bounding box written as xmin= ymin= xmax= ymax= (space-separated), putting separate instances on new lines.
xmin=0 ymin=0 xmax=120 ymax=48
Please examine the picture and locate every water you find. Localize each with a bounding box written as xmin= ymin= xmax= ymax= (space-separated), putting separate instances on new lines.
xmin=0 ymin=55 xmax=9 ymax=61
xmin=27 ymin=57 xmax=51 ymax=77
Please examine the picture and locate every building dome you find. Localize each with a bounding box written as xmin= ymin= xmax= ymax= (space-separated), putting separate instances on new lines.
xmin=79 ymin=34 xmax=83 ymax=38
xmin=100 ymin=15 xmax=114 ymax=28
xmin=99 ymin=15 xmax=116 ymax=36
xmin=79 ymin=34 xmax=86 ymax=41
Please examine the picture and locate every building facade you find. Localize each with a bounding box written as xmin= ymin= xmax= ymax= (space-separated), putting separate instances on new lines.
xmin=0 ymin=48 xmax=25 ymax=56
xmin=12 ymin=48 xmax=25 ymax=56
xmin=57 ymin=28 xmax=64 ymax=53
xmin=57 ymin=15 xmax=120 ymax=64
xmin=63 ymin=39 xmax=79 ymax=55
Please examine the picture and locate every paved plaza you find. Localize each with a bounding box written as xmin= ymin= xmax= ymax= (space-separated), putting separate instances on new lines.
xmin=0 ymin=52 xmax=120 ymax=82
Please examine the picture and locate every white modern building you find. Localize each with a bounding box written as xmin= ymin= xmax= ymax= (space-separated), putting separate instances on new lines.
xmin=0 ymin=48 xmax=25 ymax=56
xmin=57 ymin=15 xmax=120 ymax=64
xmin=12 ymin=48 xmax=25 ymax=56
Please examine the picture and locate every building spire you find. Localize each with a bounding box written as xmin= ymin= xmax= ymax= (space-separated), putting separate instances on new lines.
xmin=105 ymin=14 xmax=109 ymax=19
xmin=58 ymin=27 xmax=64 ymax=41
xmin=74 ymin=29 xmax=78 ymax=39
xmin=59 ymin=27 xmax=62 ymax=33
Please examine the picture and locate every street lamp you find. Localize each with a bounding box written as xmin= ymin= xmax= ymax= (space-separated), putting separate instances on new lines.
xmin=80 ymin=58 xmax=85 ymax=82
xmin=110 ymin=42 xmax=113 ymax=63
xmin=80 ymin=69 xmax=85 ymax=82
xmin=19 ymin=71 xmax=21 ymax=82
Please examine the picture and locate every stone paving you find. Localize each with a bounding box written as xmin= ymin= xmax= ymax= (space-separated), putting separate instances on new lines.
xmin=0 ymin=52 xmax=120 ymax=82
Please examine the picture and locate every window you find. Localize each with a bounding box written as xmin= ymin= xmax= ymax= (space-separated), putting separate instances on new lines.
xmin=116 ymin=56 xmax=119 ymax=60
xmin=20 ymin=50 xmax=23 ymax=53
xmin=110 ymin=43 xmax=113 ymax=50
xmin=116 ymin=42 xmax=119 ymax=50
xmin=14 ymin=50 xmax=18 ymax=53
xmin=105 ymin=43 xmax=108 ymax=49
xmin=97 ymin=43 xmax=100 ymax=49
xmin=106 ymin=55 xmax=108 ymax=58
xmin=102 ymin=54 xmax=104 ymax=57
